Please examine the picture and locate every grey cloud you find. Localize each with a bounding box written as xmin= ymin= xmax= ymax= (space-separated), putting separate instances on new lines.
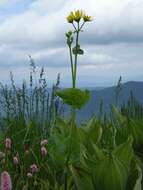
xmin=0 ymin=0 xmax=143 ymax=87
xmin=0 ymin=0 xmax=143 ymax=48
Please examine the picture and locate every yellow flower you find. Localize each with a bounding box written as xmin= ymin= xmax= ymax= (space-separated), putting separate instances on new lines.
xmin=83 ymin=14 xmax=92 ymax=22
xmin=67 ymin=10 xmax=83 ymax=23
xmin=67 ymin=10 xmax=92 ymax=23
xmin=67 ymin=12 xmax=74 ymax=23
xmin=73 ymin=10 xmax=83 ymax=22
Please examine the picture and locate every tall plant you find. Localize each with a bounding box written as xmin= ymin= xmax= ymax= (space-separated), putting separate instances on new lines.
xmin=66 ymin=10 xmax=92 ymax=88
xmin=57 ymin=10 xmax=92 ymax=111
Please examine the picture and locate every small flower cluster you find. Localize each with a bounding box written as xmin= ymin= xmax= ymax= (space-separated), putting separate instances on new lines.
xmin=40 ymin=139 xmax=48 ymax=157
xmin=25 ymin=140 xmax=48 ymax=179
xmin=27 ymin=164 xmax=39 ymax=178
xmin=67 ymin=10 xmax=92 ymax=23
xmin=0 ymin=138 xmax=19 ymax=166
xmin=13 ymin=153 xmax=19 ymax=166
xmin=0 ymin=137 xmax=44 ymax=185
xmin=5 ymin=138 xmax=12 ymax=150
xmin=0 ymin=138 xmax=12 ymax=165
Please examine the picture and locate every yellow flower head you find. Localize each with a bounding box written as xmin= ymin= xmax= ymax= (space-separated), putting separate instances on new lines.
xmin=83 ymin=14 xmax=92 ymax=22
xmin=67 ymin=10 xmax=92 ymax=24
xmin=67 ymin=10 xmax=83 ymax=23
xmin=73 ymin=10 xmax=83 ymax=22
xmin=67 ymin=11 xmax=74 ymax=23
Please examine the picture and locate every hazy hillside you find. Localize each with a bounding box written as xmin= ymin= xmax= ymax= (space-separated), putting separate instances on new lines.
xmin=77 ymin=81 xmax=143 ymax=122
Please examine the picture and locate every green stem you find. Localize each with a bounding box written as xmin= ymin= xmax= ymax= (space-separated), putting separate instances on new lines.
xmin=72 ymin=23 xmax=77 ymax=32
xmin=73 ymin=22 xmax=80 ymax=88
xmin=68 ymin=44 xmax=74 ymax=88
xmin=79 ymin=21 xmax=85 ymax=31
xmin=64 ymin=168 xmax=67 ymax=190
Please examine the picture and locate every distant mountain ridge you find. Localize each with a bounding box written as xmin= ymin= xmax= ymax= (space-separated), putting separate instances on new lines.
xmin=77 ymin=81 xmax=143 ymax=122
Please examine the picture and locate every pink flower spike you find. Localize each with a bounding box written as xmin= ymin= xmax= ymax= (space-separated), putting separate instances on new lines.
xmin=41 ymin=146 xmax=47 ymax=157
xmin=5 ymin=138 xmax=12 ymax=150
xmin=30 ymin=164 xmax=39 ymax=173
xmin=40 ymin=139 xmax=48 ymax=146
xmin=1 ymin=171 xmax=12 ymax=190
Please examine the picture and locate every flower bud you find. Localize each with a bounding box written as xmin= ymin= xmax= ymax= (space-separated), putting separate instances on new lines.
xmin=27 ymin=172 xmax=33 ymax=178
xmin=13 ymin=156 xmax=19 ymax=165
xmin=41 ymin=146 xmax=47 ymax=157
xmin=30 ymin=164 xmax=38 ymax=173
xmin=5 ymin=138 xmax=12 ymax=150
xmin=40 ymin=139 xmax=48 ymax=146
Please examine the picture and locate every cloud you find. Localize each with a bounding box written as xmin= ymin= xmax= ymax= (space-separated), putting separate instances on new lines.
xmin=0 ymin=0 xmax=143 ymax=46
xmin=0 ymin=0 xmax=143 ymax=86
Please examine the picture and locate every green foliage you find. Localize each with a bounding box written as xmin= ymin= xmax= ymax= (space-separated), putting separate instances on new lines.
xmin=128 ymin=159 xmax=143 ymax=190
xmin=56 ymin=88 xmax=90 ymax=109
xmin=93 ymin=155 xmax=128 ymax=190
xmin=84 ymin=137 xmax=133 ymax=190
xmin=121 ymin=91 xmax=143 ymax=120
xmin=133 ymin=163 xmax=142 ymax=190
xmin=70 ymin=165 xmax=94 ymax=190
xmin=72 ymin=45 xmax=84 ymax=55
xmin=0 ymin=63 xmax=61 ymax=129
xmin=0 ymin=105 xmax=143 ymax=189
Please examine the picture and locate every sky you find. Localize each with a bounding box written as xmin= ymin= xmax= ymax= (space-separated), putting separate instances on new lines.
xmin=0 ymin=0 xmax=143 ymax=87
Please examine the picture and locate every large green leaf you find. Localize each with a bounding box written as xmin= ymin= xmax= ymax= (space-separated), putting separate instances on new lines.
xmin=92 ymin=155 xmax=128 ymax=190
xmin=91 ymin=137 xmax=134 ymax=190
xmin=129 ymin=120 xmax=143 ymax=148
xmin=78 ymin=117 xmax=102 ymax=157
xmin=72 ymin=44 xmax=84 ymax=55
xmin=127 ymin=158 xmax=143 ymax=190
xmin=70 ymin=165 xmax=94 ymax=190
xmin=113 ymin=136 xmax=133 ymax=168
xmin=84 ymin=117 xmax=102 ymax=144
xmin=56 ymin=88 xmax=90 ymax=109
xmin=133 ymin=163 xmax=142 ymax=190
xmin=49 ymin=119 xmax=80 ymax=169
